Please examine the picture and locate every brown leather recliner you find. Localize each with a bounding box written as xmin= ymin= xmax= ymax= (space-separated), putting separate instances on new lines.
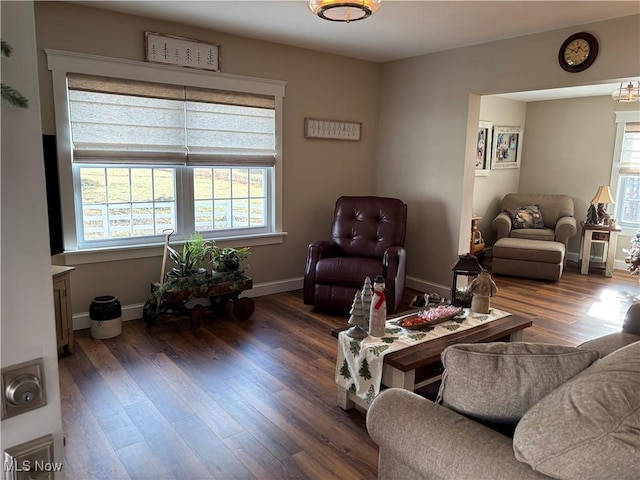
xmin=303 ymin=196 xmax=407 ymax=314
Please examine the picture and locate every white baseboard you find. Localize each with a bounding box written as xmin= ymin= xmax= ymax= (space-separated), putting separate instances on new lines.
xmin=72 ymin=256 xmax=632 ymax=331
xmin=566 ymin=251 xmax=629 ymax=273
xmin=405 ymin=275 xmax=449 ymax=298
xmin=72 ymin=276 xmax=304 ymax=331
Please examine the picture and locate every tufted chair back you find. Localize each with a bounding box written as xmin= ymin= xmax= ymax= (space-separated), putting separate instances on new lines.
xmin=331 ymin=196 xmax=407 ymax=258
xmin=304 ymin=196 xmax=408 ymax=314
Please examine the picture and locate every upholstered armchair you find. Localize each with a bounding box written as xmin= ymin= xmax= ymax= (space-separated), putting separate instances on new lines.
xmin=303 ymin=196 xmax=407 ymax=314
xmin=492 ymin=193 xmax=577 ymax=252
xmin=491 ymin=194 xmax=578 ymax=281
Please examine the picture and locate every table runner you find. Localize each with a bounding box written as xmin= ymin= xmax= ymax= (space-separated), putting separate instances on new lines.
xmin=335 ymin=308 xmax=512 ymax=404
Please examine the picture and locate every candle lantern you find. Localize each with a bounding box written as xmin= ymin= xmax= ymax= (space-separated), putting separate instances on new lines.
xmin=450 ymin=254 xmax=483 ymax=307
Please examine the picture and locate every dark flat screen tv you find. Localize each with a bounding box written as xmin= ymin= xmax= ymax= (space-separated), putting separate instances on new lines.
xmin=43 ymin=134 xmax=64 ymax=255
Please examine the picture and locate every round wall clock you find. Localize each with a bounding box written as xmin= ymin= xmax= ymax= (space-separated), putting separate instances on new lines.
xmin=558 ymin=32 xmax=599 ymax=73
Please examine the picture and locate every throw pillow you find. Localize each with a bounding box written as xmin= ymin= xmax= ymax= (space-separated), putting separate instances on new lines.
xmin=436 ymin=342 xmax=599 ymax=430
xmin=513 ymin=341 xmax=640 ymax=480
xmin=505 ymin=205 xmax=545 ymax=229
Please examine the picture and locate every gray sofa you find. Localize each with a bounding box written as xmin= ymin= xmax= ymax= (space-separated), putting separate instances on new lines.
xmin=366 ymin=303 xmax=640 ymax=480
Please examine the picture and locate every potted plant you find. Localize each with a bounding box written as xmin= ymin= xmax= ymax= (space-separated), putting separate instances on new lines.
xmin=210 ymin=246 xmax=251 ymax=285
xmin=166 ymin=232 xmax=209 ymax=278
xmin=160 ymin=233 xmax=211 ymax=301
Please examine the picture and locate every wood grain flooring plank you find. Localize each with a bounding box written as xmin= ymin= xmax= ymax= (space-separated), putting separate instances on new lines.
xmin=77 ymin=337 xmax=147 ymax=406
xmin=221 ymin=431 xmax=307 ymax=480
xmin=143 ymin=351 xmax=245 ymax=439
xmin=123 ymin=400 xmax=212 ymax=479
xmin=61 ymin=345 xmax=145 ymax=451
xmin=103 ymin=335 xmax=196 ymax=423
xmin=59 ymin=361 xmax=132 ymax=480
xmin=274 ymin=389 xmax=379 ymax=467
xmin=115 ymin=441 xmax=176 ymax=480
xmin=171 ymin=415 xmax=255 ymax=480
xmin=290 ymin=451 xmax=342 ymax=480
xmin=227 ymin=387 xmax=375 ymax=480
xmin=221 ymin=392 xmax=302 ymax=460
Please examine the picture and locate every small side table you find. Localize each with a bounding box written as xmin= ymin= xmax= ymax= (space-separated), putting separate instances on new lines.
xmin=579 ymin=222 xmax=622 ymax=277
xmin=52 ymin=265 xmax=75 ymax=354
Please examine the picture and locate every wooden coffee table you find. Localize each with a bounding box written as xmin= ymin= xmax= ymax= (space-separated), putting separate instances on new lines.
xmin=335 ymin=313 xmax=532 ymax=410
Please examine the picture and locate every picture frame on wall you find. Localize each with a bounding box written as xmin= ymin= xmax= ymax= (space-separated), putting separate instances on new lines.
xmin=144 ymin=31 xmax=220 ymax=72
xmin=475 ymin=120 xmax=492 ymax=176
xmin=491 ymin=125 xmax=523 ymax=169
xmin=304 ymin=118 xmax=361 ymax=141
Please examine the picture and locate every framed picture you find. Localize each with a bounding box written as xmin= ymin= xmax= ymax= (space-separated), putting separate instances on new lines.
xmin=491 ymin=126 xmax=523 ymax=169
xmin=304 ymin=118 xmax=361 ymax=141
xmin=145 ymin=31 xmax=220 ymax=72
xmin=475 ymin=120 xmax=492 ymax=176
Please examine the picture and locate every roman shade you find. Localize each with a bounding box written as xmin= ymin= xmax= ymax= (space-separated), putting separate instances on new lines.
xmin=67 ymin=73 xmax=277 ymax=166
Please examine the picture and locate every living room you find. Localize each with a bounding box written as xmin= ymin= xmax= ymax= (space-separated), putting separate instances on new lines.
xmin=33 ymin=2 xmax=640 ymax=325
xmin=2 ymin=1 xmax=639 ymax=477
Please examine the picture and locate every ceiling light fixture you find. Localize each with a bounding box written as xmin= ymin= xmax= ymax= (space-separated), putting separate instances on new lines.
xmin=611 ymin=81 xmax=640 ymax=103
xmin=308 ymin=0 xmax=381 ymax=22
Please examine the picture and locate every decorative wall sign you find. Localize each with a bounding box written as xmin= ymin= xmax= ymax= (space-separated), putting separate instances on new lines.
xmin=304 ymin=118 xmax=361 ymax=141
xmin=145 ymin=32 xmax=220 ymax=72
xmin=475 ymin=120 xmax=492 ymax=177
xmin=491 ymin=125 xmax=523 ymax=169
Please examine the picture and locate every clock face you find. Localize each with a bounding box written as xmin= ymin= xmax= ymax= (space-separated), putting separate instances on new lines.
xmin=558 ymin=32 xmax=598 ymax=73
xmin=563 ymin=39 xmax=590 ymax=66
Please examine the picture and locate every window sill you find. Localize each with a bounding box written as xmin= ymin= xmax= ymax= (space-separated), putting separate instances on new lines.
xmin=55 ymin=232 xmax=288 ymax=266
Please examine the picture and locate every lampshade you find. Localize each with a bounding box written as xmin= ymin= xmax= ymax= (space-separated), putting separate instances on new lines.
xmin=590 ymin=185 xmax=615 ymax=205
xmin=611 ymin=81 xmax=640 ymax=103
xmin=308 ymin=0 xmax=381 ymax=22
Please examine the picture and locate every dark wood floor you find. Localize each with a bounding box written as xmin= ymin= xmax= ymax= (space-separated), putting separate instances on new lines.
xmin=59 ymin=262 xmax=639 ymax=480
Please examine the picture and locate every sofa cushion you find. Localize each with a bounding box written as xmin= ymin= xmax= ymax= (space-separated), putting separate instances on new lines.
xmin=510 ymin=228 xmax=555 ymax=242
xmin=493 ymin=238 xmax=564 ymax=264
xmin=513 ymin=341 xmax=640 ymax=480
xmin=501 ymin=193 xmax=574 ymax=229
xmin=505 ymin=205 xmax=545 ymax=229
xmin=436 ymin=342 xmax=599 ymax=429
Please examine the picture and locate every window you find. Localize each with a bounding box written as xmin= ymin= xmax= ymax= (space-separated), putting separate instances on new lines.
xmin=612 ymin=112 xmax=640 ymax=231
xmin=47 ymin=51 xmax=285 ymax=254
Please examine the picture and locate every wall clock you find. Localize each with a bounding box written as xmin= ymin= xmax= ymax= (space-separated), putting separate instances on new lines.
xmin=558 ymin=32 xmax=598 ymax=73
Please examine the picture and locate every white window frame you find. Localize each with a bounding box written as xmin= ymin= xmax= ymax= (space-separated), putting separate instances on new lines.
xmin=47 ymin=49 xmax=287 ymax=263
xmin=610 ymin=110 xmax=640 ymax=236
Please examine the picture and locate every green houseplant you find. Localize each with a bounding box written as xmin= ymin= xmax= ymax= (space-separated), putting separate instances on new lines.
xmin=157 ymin=233 xmax=211 ymax=301
xmin=166 ymin=232 xmax=209 ymax=278
xmin=144 ymin=234 xmax=252 ymax=321
xmin=210 ymin=246 xmax=251 ymax=285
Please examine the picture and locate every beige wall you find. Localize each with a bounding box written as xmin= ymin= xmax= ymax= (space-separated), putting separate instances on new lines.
xmin=378 ymin=15 xmax=640 ymax=290
xmin=473 ymin=96 xmax=527 ymax=247
xmin=520 ymin=97 xmax=638 ymax=260
xmin=35 ymin=2 xmax=380 ymax=314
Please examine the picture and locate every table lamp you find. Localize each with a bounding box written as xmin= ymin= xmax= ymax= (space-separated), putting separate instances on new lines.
xmin=590 ymin=185 xmax=615 ymax=224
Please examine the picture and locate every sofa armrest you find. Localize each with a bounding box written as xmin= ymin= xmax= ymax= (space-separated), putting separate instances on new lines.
xmin=492 ymin=212 xmax=512 ymax=240
xmin=367 ymin=389 xmax=549 ymax=480
xmin=303 ymin=240 xmax=337 ymax=304
xmin=623 ymin=303 xmax=640 ymax=335
xmin=554 ymin=216 xmax=577 ymax=246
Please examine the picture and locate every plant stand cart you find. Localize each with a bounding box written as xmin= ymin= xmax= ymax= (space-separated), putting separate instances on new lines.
xmin=143 ymin=276 xmax=254 ymax=329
